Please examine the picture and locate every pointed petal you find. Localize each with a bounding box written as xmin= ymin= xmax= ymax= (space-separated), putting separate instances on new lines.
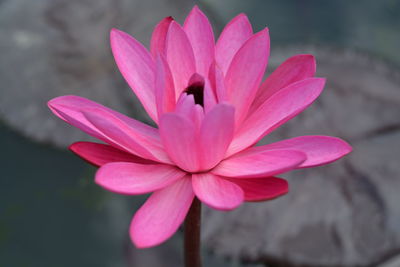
xmin=150 ymin=17 xmax=173 ymax=57
xmin=208 ymin=62 xmax=228 ymax=103
xmin=260 ymin=135 xmax=352 ymax=168
xmin=216 ymin=14 xmax=253 ymax=74
xmin=159 ymin=113 xmax=199 ymax=172
xmin=203 ymin=79 xmax=217 ymax=113
xmin=48 ymin=96 xmax=159 ymax=145
xmin=183 ymin=6 xmax=215 ymax=76
xmin=174 ymin=94 xmax=204 ymax=129
xmin=225 ymin=28 xmax=270 ymax=126
xmin=110 ymin=29 xmax=157 ymax=122
xmin=251 ymin=54 xmax=316 ymax=113
xmin=82 ymin=108 xmax=171 ymax=163
xmin=199 ymin=104 xmax=235 ymax=170
xmin=228 ymin=78 xmax=326 ymax=156
xmin=155 ymin=55 xmax=176 ymax=117
xmin=69 ymin=142 xmax=153 ymax=167
xmin=95 ymin=162 xmax=185 ymax=195
xmin=192 ymin=173 xmax=243 ymax=210
xmin=212 ymin=149 xmax=306 ymax=178
xmin=130 ymin=176 xmax=194 ymax=248
xmin=227 ymin=177 xmax=288 ymax=201
xmin=166 ymin=21 xmax=196 ymax=97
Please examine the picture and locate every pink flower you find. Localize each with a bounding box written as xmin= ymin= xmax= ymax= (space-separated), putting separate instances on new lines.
xmin=48 ymin=6 xmax=351 ymax=248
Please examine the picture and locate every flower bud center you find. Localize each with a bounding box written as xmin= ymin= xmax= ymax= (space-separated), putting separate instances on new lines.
xmin=185 ymin=82 xmax=204 ymax=107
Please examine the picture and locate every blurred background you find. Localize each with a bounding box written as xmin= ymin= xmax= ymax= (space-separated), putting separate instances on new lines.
xmin=1 ymin=0 xmax=400 ymax=266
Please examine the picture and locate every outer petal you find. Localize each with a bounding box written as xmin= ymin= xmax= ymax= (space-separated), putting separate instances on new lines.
xmin=82 ymin=108 xmax=171 ymax=163
xmin=216 ymin=13 xmax=253 ymax=74
xmin=212 ymin=149 xmax=306 ymax=178
xmin=251 ymin=54 xmax=316 ymax=113
xmin=159 ymin=113 xmax=199 ymax=172
xmin=69 ymin=142 xmax=153 ymax=167
xmin=183 ymin=6 xmax=215 ymax=76
xmin=48 ymin=96 xmax=161 ymax=150
xmin=130 ymin=176 xmax=194 ymax=248
xmin=166 ymin=21 xmax=196 ymax=97
xmin=155 ymin=55 xmax=176 ymax=117
xmin=150 ymin=16 xmax=173 ymax=57
xmin=259 ymin=135 xmax=352 ymax=168
xmin=110 ymin=29 xmax=157 ymax=122
xmin=199 ymin=104 xmax=235 ymax=170
xmin=227 ymin=78 xmax=325 ymax=156
xmin=192 ymin=173 xmax=244 ymax=211
xmin=95 ymin=162 xmax=186 ymax=195
xmin=225 ymin=28 xmax=270 ymax=126
xmin=227 ymin=177 xmax=288 ymax=201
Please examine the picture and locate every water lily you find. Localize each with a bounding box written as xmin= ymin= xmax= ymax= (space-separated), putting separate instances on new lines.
xmin=48 ymin=6 xmax=351 ymax=250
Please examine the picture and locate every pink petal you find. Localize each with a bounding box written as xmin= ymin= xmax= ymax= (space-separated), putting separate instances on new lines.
xmin=110 ymin=29 xmax=157 ymax=122
xmin=228 ymin=78 xmax=325 ymax=156
xmin=95 ymin=162 xmax=186 ymax=195
xmin=155 ymin=55 xmax=176 ymax=117
xmin=82 ymin=108 xmax=171 ymax=164
xmin=203 ymin=79 xmax=217 ymax=113
xmin=174 ymin=93 xmax=204 ymax=129
xmin=227 ymin=177 xmax=288 ymax=201
xmin=48 ymin=96 xmax=159 ymax=144
xmin=259 ymin=135 xmax=352 ymax=168
xmin=150 ymin=16 xmax=173 ymax=57
xmin=183 ymin=6 xmax=215 ymax=76
xmin=192 ymin=173 xmax=244 ymax=211
xmin=208 ymin=62 xmax=228 ymax=103
xmin=166 ymin=21 xmax=196 ymax=97
xmin=69 ymin=142 xmax=153 ymax=167
xmin=130 ymin=176 xmax=194 ymax=248
xmin=225 ymin=28 xmax=270 ymax=126
xmin=216 ymin=13 xmax=253 ymax=74
xmin=199 ymin=104 xmax=235 ymax=170
xmin=212 ymin=149 xmax=306 ymax=178
xmin=250 ymin=54 xmax=316 ymax=113
xmin=159 ymin=113 xmax=199 ymax=172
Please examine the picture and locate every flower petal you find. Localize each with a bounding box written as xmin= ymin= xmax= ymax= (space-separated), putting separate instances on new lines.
xmin=69 ymin=142 xmax=153 ymax=167
xmin=82 ymin=108 xmax=171 ymax=163
xmin=130 ymin=176 xmax=194 ymax=248
xmin=203 ymin=79 xmax=217 ymax=113
xmin=228 ymin=78 xmax=325 ymax=156
xmin=155 ymin=55 xmax=176 ymax=117
xmin=48 ymin=96 xmax=159 ymax=145
xmin=192 ymin=173 xmax=244 ymax=211
xmin=183 ymin=6 xmax=215 ymax=76
xmin=166 ymin=21 xmax=196 ymax=97
xmin=110 ymin=29 xmax=157 ymax=122
xmin=259 ymin=135 xmax=352 ymax=168
xmin=251 ymin=54 xmax=316 ymax=113
xmin=199 ymin=104 xmax=235 ymax=170
xmin=150 ymin=16 xmax=173 ymax=57
xmin=227 ymin=177 xmax=288 ymax=201
xmin=216 ymin=13 xmax=253 ymax=74
xmin=208 ymin=62 xmax=228 ymax=102
xmin=212 ymin=149 xmax=306 ymax=178
xmin=159 ymin=113 xmax=199 ymax=172
xmin=95 ymin=162 xmax=186 ymax=195
xmin=225 ymin=28 xmax=270 ymax=126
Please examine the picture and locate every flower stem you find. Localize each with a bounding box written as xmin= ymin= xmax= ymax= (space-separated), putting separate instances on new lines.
xmin=184 ymin=197 xmax=202 ymax=267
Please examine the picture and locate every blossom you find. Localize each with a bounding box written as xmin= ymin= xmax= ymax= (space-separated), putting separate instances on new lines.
xmin=48 ymin=6 xmax=351 ymax=248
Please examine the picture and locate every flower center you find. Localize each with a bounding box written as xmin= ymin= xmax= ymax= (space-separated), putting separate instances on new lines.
xmin=185 ymin=82 xmax=204 ymax=107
